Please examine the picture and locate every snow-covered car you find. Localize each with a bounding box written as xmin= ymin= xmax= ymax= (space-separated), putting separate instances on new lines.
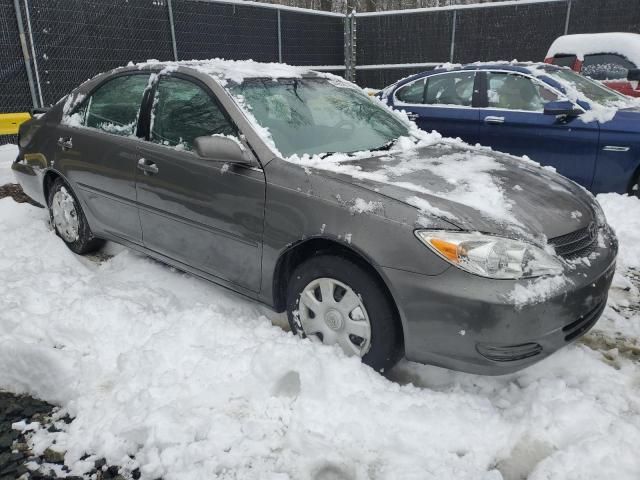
xmin=545 ymin=33 xmax=640 ymax=97
xmin=379 ymin=62 xmax=640 ymax=196
xmin=12 ymin=60 xmax=618 ymax=375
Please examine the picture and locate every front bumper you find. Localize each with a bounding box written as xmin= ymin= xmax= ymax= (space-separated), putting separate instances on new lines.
xmin=383 ymin=226 xmax=618 ymax=375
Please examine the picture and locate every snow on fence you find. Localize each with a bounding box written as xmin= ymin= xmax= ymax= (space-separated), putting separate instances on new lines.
xmin=1 ymin=0 xmax=638 ymax=145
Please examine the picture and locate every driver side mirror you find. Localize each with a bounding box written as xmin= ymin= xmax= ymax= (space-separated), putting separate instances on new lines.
xmin=194 ymin=135 xmax=252 ymax=165
xmin=627 ymin=69 xmax=640 ymax=81
xmin=543 ymin=100 xmax=582 ymax=117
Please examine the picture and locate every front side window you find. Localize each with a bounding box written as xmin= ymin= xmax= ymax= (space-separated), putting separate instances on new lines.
xmin=395 ymin=78 xmax=426 ymax=104
xmin=151 ymin=76 xmax=236 ymax=151
xmin=80 ymin=74 xmax=150 ymax=136
xmin=424 ymin=71 xmax=475 ymax=107
xmin=487 ymin=72 xmax=559 ymax=112
xmin=230 ymin=78 xmax=409 ymax=157
xmin=581 ymin=53 xmax=635 ymax=80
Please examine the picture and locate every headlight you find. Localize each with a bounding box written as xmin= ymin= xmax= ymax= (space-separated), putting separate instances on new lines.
xmin=415 ymin=230 xmax=564 ymax=279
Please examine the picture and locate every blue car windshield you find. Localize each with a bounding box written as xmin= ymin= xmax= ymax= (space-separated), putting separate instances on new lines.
xmin=548 ymin=69 xmax=628 ymax=106
xmin=230 ymin=78 xmax=410 ymax=157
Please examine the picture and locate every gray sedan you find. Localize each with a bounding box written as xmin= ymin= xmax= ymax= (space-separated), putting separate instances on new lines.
xmin=12 ymin=60 xmax=617 ymax=374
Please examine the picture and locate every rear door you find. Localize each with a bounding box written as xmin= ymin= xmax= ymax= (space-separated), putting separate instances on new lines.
xmin=391 ymin=71 xmax=482 ymax=144
xmin=478 ymin=70 xmax=599 ymax=189
xmin=55 ymin=73 xmax=151 ymax=243
xmin=135 ymin=73 xmax=266 ymax=292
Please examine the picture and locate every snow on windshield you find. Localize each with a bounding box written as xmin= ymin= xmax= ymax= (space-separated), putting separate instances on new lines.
xmin=530 ymin=65 xmax=639 ymax=123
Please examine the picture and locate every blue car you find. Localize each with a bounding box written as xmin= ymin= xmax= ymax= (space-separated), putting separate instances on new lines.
xmin=380 ymin=63 xmax=640 ymax=196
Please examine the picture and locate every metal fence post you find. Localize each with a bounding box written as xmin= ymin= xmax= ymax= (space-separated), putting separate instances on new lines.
xmin=23 ymin=0 xmax=43 ymax=107
xmin=344 ymin=10 xmax=356 ymax=82
xmin=277 ymin=9 xmax=283 ymax=63
xmin=167 ymin=0 xmax=179 ymax=61
xmin=13 ymin=0 xmax=39 ymax=109
xmin=564 ymin=0 xmax=572 ymax=35
xmin=449 ymin=9 xmax=457 ymax=63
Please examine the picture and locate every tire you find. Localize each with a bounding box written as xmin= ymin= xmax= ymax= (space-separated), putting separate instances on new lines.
xmin=286 ymin=254 xmax=403 ymax=372
xmin=47 ymin=177 xmax=104 ymax=254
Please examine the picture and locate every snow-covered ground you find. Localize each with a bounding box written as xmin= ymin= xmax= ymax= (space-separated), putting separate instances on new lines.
xmin=0 ymin=144 xmax=17 ymax=185
xmin=0 ymin=145 xmax=639 ymax=480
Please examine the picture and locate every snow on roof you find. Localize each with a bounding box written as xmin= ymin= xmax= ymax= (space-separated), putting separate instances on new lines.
xmin=546 ymin=33 xmax=640 ymax=66
xmin=130 ymin=58 xmax=314 ymax=84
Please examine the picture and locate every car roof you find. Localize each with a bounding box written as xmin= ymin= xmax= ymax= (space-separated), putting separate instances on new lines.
xmin=112 ymin=58 xmax=326 ymax=84
xmin=388 ymin=62 xmax=564 ymax=90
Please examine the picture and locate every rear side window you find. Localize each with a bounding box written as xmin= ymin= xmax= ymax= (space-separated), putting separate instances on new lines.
xmin=487 ymin=72 xmax=559 ymax=112
xmin=424 ymin=71 xmax=475 ymax=107
xmin=395 ymin=78 xmax=426 ymax=104
xmin=551 ymin=55 xmax=577 ymax=68
xmin=78 ymin=74 xmax=150 ymax=137
xmin=150 ymin=76 xmax=236 ymax=151
xmin=581 ymin=53 xmax=635 ymax=80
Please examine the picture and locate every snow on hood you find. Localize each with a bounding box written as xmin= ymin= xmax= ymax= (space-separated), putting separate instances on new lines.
xmin=287 ymin=133 xmax=595 ymax=245
xmin=546 ymin=33 xmax=640 ymax=66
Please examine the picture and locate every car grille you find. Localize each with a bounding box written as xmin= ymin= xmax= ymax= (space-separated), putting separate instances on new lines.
xmin=562 ymin=299 xmax=606 ymax=342
xmin=549 ymin=223 xmax=598 ymax=260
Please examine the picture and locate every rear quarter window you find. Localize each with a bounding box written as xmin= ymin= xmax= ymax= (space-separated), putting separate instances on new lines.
xmin=551 ymin=55 xmax=577 ymax=68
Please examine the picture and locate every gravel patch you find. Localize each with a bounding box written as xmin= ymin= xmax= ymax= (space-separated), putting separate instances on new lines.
xmin=0 ymin=184 xmax=41 ymax=207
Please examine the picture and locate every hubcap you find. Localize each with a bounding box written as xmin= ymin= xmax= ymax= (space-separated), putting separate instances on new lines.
xmin=296 ymin=277 xmax=372 ymax=357
xmin=51 ymin=187 xmax=79 ymax=243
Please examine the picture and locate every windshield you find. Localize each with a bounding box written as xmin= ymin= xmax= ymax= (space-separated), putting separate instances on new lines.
xmin=230 ymin=78 xmax=410 ymax=157
xmin=548 ymin=69 xmax=628 ymax=106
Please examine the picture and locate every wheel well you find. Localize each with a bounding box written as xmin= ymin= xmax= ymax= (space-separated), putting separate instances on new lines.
xmin=272 ymin=238 xmax=404 ymax=342
xmin=42 ymin=170 xmax=61 ymax=203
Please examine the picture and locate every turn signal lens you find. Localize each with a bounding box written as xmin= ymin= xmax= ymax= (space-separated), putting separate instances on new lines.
xmin=429 ymin=238 xmax=460 ymax=262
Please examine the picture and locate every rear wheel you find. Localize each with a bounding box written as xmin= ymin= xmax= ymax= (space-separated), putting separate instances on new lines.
xmin=48 ymin=177 xmax=104 ymax=254
xmin=286 ymin=255 xmax=403 ymax=372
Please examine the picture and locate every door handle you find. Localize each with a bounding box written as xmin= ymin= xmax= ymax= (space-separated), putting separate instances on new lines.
xmin=484 ymin=116 xmax=505 ymax=124
xmin=406 ymin=112 xmax=419 ymax=121
xmin=57 ymin=137 xmax=73 ymax=150
xmin=137 ymin=158 xmax=159 ymax=175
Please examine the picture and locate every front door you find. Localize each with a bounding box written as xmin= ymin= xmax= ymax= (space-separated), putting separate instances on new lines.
xmin=135 ymin=74 xmax=266 ymax=292
xmin=391 ymin=70 xmax=482 ymax=145
xmin=55 ymin=73 xmax=151 ymax=243
xmin=478 ymin=71 xmax=599 ymax=189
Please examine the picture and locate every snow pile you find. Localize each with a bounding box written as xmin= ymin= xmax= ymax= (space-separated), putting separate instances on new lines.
xmin=0 ymin=196 xmax=639 ymax=480
xmin=546 ymin=33 xmax=640 ymax=66
xmin=0 ymin=143 xmax=17 ymax=184
xmin=597 ymin=193 xmax=640 ymax=271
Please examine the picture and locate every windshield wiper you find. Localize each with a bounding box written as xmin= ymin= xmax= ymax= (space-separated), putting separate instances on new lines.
xmin=369 ymin=139 xmax=398 ymax=152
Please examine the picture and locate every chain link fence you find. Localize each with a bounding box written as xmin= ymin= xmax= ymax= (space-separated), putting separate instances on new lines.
xmin=2 ymin=0 xmax=638 ymax=145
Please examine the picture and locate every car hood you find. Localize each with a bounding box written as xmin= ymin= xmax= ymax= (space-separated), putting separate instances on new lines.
xmin=313 ymin=142 xmax=597 ymax=245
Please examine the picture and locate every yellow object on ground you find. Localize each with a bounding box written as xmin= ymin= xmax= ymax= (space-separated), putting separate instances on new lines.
xmin=0 ymin=112 xmax=31 ymax=136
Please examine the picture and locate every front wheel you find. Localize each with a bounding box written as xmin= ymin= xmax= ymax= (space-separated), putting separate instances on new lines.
xmin=48 ymin=177 xmax=104 ymax=254
xmin=286 ymin=255 xmax=403 ymax=372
